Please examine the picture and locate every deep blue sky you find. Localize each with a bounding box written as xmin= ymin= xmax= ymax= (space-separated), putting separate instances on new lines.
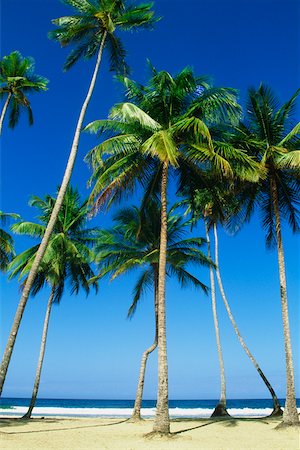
xmin=0 ymin=0 xmax=299 ymax=400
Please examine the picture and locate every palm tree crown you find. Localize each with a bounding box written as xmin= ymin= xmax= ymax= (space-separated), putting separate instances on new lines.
xmin=49 ymin=0 xmax=158 ymax=72
xmin=9 ymin=186 xmax=98 ymax=301
xmin=94 ymin=200 xmax=211 ymax=316
xmin=85 ymin=65 xmax=259 ymax=212
xmin=235 ymin=84 xmax=300 ymax=246
xmin=0 ymin=51 xmax=48 ymax=132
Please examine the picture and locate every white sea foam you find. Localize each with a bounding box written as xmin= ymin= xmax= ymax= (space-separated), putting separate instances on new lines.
xmin=1 ymin=406 xmax=299 ymax=418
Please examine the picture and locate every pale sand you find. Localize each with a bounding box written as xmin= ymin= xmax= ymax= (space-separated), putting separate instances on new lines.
xmin=0 ymin=417 xmax=299 ymax=450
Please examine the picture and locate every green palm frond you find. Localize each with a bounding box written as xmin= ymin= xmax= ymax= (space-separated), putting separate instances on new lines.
xmin=105 ymin=33 xmax=129 ymax=75
xmin=0 ymin=211 xmax=21 ymax=225
xmin=171 ymin=117 xmax=213 ymax=150
xmin=61 ymin=0 xmax=98 ymax=15
xmin=188 ymin=87 xmax=242 ymax=125
xmin=0 ymin=211 xmax=20 ymax=272
xmin=127 ymin=268 xmax=154 ymax=318
xmin=0 ymin=51 xmax=48 ymax=131
xmin=167 ymin=265 xmax=208 ymax=294
xmin=0 ymin=229 xmax=15 ymax=271
xmin=274 ymin=88 xmax=300 ymax=128
xmin=142 ymin=130 xmax=179 ymax=166
xmin=109 ymin=102 xmax=161 ymax=131
xmin=116 ymin=3 xmax=158 ymax=30
xmin=11 ymin=222 xmax=46 ymax=239
xmin=276 ymin=150 xmax=300 ymax=169
xmin=279 ymin=122 xmax=300 ymax=146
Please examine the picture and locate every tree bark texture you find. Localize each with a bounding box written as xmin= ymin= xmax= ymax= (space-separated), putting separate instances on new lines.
xmin=205 ymin=222 xmax=229 ymax=418
xmin=0 ymin=92 xmax=12 ymax=135
xmin=153 ymin=161 xmax=170 ymax=434
xmin=271 ymin=178 xmax=299 ymax=424
xmin=0 ymin=32 xmax=107 ymax=396
xmin=132 ymin=268 xmax=158 ymax=420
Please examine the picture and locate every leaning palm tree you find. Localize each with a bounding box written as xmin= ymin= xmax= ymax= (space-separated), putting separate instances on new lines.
xmin=93 ymin=200 xmax=211 ymax=420
xmin=204 ymin=216 xmax=229 ymax=417
xmin=0 ymin=51 xmax=48 ymax=134
xmin=234 ymin=85 xmax=300 ymax=425
xmin=0 ymin=0 xmax=157 ymax=396
xmin=0 ymin=211 xmax=20 ymax=271
xmin=8 ymin=186 xmax=98 ymax=419
xmin=189 ymin=179 xmax=283 ymax=416
xmin=84 ymin=66 xmax=259 ymax=433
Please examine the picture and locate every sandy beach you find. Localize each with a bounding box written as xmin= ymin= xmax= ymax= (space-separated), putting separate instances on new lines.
xmin=0 ymin=417 xmax=299 ymax=450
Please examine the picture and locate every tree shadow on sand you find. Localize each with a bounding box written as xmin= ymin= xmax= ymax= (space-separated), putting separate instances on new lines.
xmin=170 ymin=417 xmax=275 ymax=435
xmin=0 ymin=418 xmax=130 ymax=434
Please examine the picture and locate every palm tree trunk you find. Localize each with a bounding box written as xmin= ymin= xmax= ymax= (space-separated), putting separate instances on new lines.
xmin=271 ymin=179 xmax=299 ymax=425
xmin=0 ymin=92 xmax=12 ymax=135
xmin=153 ymin=161 xmax=170 ymax=434
xmin=132 ymin=268 xmax=158 ymax=420
xmin=0 ymin=32 xmax=107 ymax=396
xmin=205 ymin=221 xmax=229 ymax=418
xmin=21 ymin=288 xmax=55 ymax=419
xmin=213 ymin=222 xmax=283 ymax=416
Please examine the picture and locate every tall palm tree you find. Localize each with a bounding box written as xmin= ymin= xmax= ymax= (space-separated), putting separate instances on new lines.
xmin=234 ymin=85 xmax=300 ymax=425
xmin=0 ymin=51 xmax=48 ymax=134
xmin=0 ymin=211 xmax=20 ymax=271
xmin=189 ymin=179 xmax=282 ymax=416
xmin=84 ymin=66 xmax=259 ymax=433
xmin=93 ymin=200 xmax=211 ymax=420
xmin=204 ymin=218 xmax=229 ymax=417
xmin=0 ymin=0 xmax=157 ymax=396
xmin=8 ymin=186 xmax=98 ymax=419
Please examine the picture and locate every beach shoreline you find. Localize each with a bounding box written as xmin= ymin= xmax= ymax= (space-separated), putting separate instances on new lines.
xmin=1 ymin=416 xmax=299 ymax=450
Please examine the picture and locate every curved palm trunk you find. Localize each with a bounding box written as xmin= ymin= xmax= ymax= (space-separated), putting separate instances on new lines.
xmin=271 ymin=179 xmax=299 ymax=425
xmin=205 ymin=222 xmax=229 ymax=418
xmin=0 ymin=92 xmax=12 ymax=135
xmin=21 ymin=288 xmax=55 ymax=419
xmin=213 ymin=222 xmax=283 ymax=416
xmin=0 ymin=32 xmax=107 ymax=396
xmin=153 ymin=161 xmax=170 ymax=434
xmin=132 ymin=268 xmax=158 ymax=420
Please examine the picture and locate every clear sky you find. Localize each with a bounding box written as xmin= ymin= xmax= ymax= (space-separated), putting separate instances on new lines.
xmin=0 ymin=0 xmax=299 ymax=400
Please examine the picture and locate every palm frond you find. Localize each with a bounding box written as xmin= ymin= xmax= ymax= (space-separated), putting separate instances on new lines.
xmin=127 ymin=268 xmax=154 ymax=318
xmin=109 ymin=102 xmax=161 ymax=131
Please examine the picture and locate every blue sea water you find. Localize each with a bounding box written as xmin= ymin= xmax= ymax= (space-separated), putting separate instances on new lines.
xmin=0 ymin=398 xmax=299 ymax=418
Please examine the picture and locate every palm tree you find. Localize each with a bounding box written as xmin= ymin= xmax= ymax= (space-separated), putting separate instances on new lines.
xmin=0 ymin=51 xmax=48 ymax=134
xmin=189 ymin=179 xmax=282 ymax=416
xmin=0 ymin=0 xmax=157 ymax=396
xmin=93 ymin=200 xmax=211 ymax=420
xmin=204 ymin=217 xmax=229 ymax=417
xmin=234 ymin=85 xmax=300 ymax=425
xmin=0 ymin=211 xmax=20 ymax=271
xmin=84 ymin=66 xmax=259 ymax=433
xmin=8 ymin=186 xmax=98 ymax=419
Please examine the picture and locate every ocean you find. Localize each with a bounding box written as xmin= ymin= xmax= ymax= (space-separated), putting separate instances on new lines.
xmin=1 ymin=398 xmax=300 ymax=418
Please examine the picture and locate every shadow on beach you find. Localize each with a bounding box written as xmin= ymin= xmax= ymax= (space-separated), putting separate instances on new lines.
xmin=171 ymin=416 xmax=273 ymax=435
xmin=0 ymin=417 xmax=130 ymax=434
xmin=0 ymin=415 xmax=279 ymax=437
